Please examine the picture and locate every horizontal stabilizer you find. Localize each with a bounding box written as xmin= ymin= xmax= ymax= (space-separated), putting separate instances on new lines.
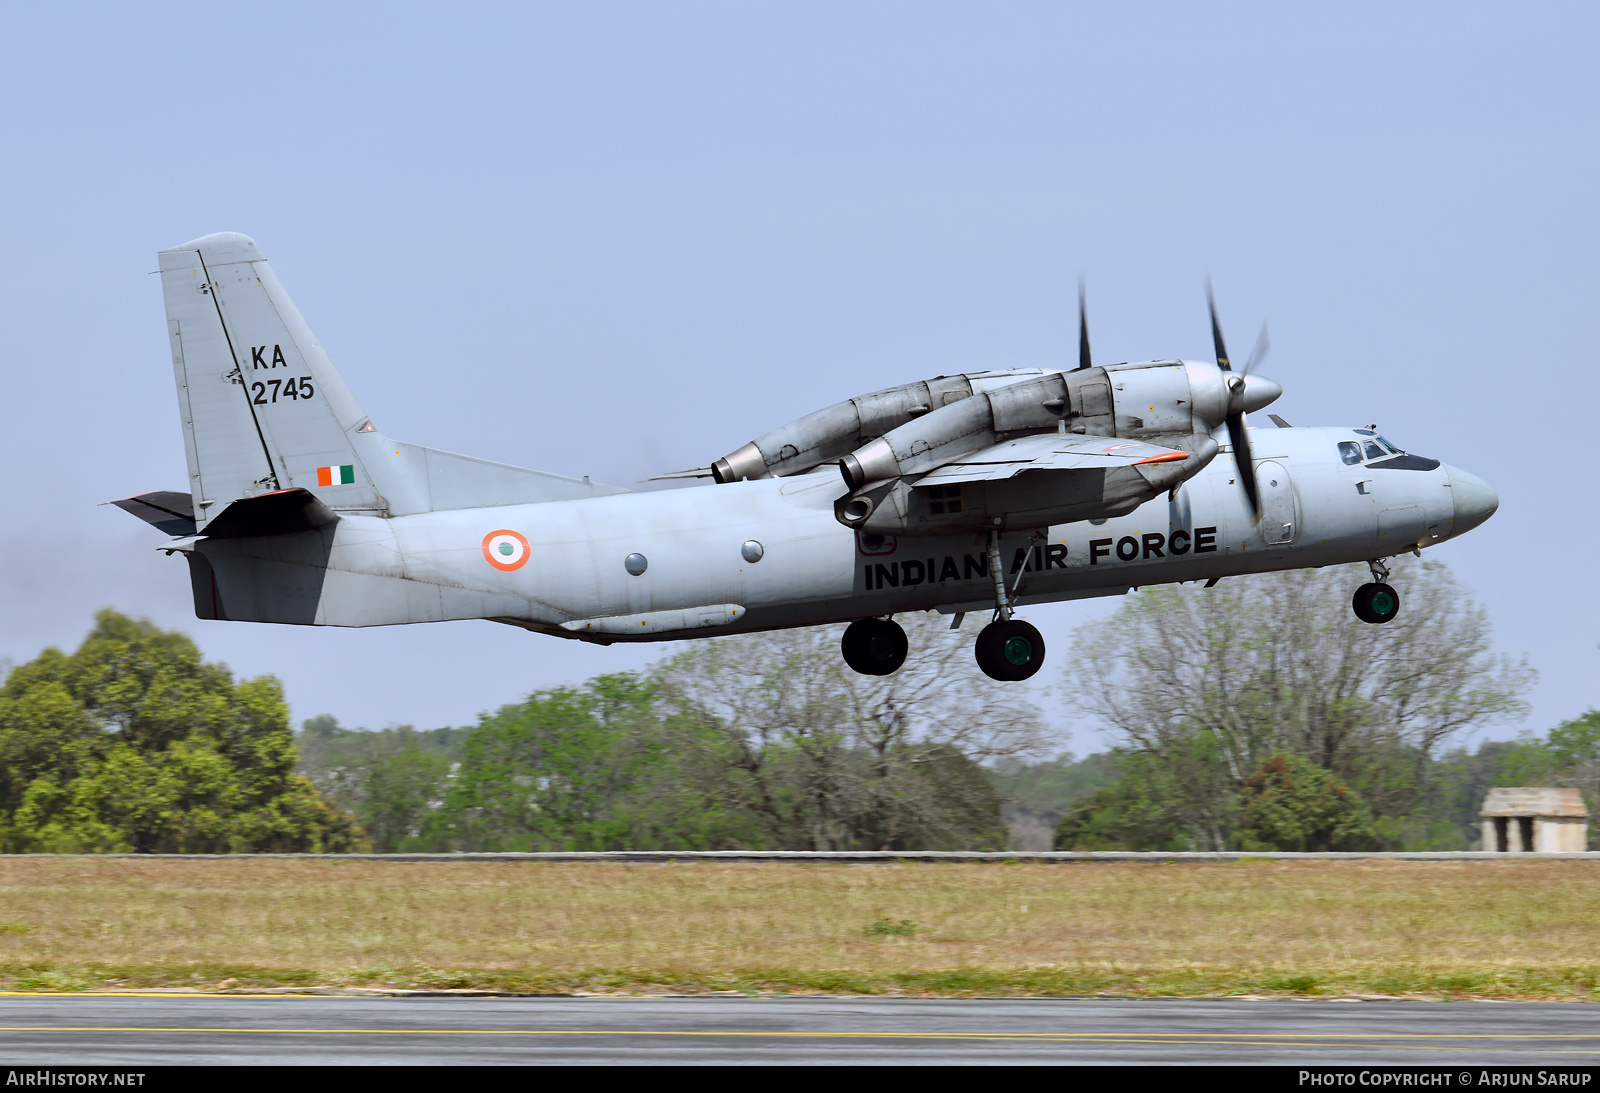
xmin=110 ymin=491 xmax=197 ymax=537
xmin=202 ymin=488 xmax=339 ymax=539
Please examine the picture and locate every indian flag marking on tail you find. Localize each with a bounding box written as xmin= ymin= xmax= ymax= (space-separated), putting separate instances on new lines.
xmin=316 ymin=465 xmax=355 ymax=487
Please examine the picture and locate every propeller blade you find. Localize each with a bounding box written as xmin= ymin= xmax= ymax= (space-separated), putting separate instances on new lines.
xmin=1076 ymin=275 xmax=1092 ymax=371
xmin=1208 ymin=281 xmax=1261 ymax=518
xmin=1242 ymin=323 xmax=1270 ymax=375
xmin=1226 ymin=411 xmax=1261 ymax=520
xmin=1207 ymin=280 xmax=1231 ymax=372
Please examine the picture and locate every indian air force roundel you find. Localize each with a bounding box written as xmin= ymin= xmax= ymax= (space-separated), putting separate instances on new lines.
xmin=482 ymin=530 xmax=531 ymax=572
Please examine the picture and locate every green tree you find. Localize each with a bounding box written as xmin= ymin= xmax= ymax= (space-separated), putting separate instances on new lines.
xmin=989 ymin=751 xmax=1122 ymax=849
xmin=1052 ymin=750 xmax=1205 ymax=851
xmin=0 ymin=611 xmax=365 ymax=852
xmin=1544 ymin=710 xmax=1600 ymax=769
xmin=359 ymin=742 xmax=451 ymax=852
xmin=295 ymin=718 xmax=465 ymax=851
xmin=1542 ymin=711 xmax=1600 ymax=836
xmin=1070 ymin=559 xmax=1533 ymax=849
xmin=989 ymin=752 xmax=1120 ymax=815
xmin=655 ymin=613 xmax=1048 ymax=850
xmin=425 ymin=673 xmax=759 ymax=851
xmin=1237 ymin=754 xmax=1375 ymax=851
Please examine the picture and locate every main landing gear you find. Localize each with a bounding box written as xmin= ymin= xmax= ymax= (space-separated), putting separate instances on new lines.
xmin=841 ymin=532 xmax=1049 ymax=681
xmin=1353 ymin=559 xmax=1400 ymax=624
xmin=839 ymin=614 xmax=1048 ymax=681
xmin=974 ymin=618 xmax=1047 ymax=681
xmin=973 ymin=528 xmax=1047 ymax=680
xmin=841 ymin=617 xmax=908 ymax=675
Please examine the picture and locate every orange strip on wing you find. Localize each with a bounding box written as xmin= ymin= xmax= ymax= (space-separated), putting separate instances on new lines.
xmin=1131 ymin=451 xmax=1189 ymax=465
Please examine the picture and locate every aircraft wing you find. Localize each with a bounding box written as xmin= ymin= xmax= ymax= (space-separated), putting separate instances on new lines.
xmin=913 ymin=433 xmax=1192 ymax=486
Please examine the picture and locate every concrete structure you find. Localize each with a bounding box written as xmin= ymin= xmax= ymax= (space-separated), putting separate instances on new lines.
xmin=1480 ymin=788 xmax=1589 ymax=852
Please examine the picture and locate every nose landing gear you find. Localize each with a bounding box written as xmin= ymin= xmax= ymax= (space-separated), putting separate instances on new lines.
xmin=1353 ymin=559 xmax=1400 ymax=624
xmin=841 ymin=617 xmax=909 ymax=675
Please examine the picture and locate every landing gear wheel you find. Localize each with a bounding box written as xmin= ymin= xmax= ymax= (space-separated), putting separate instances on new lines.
xmin=974 ymin=619 xmax=1047 ymax=681
xmin=1352 ymin=582 xmax=1400 ymax=624
xmin=841 ymin=618 xmax=909 ymax=676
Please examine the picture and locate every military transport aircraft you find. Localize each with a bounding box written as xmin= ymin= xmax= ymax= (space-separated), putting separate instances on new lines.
xmin=115 ymin=233 xmax=1499 ymax=682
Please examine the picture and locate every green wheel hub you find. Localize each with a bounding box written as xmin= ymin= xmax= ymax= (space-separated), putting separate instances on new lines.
xmin=974 ymin=619 xmax=1046 ymax=681
xmin=1002 ymin=636 xmax=1034 ymax=666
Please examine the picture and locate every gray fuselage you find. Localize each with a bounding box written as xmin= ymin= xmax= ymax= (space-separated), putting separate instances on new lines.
xmin=218 ymin=425 xmax=1490 ymax=643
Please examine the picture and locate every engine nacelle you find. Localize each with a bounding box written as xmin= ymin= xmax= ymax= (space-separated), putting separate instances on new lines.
xmin=835 ymin=434 xmax=1220 ymax=536
xmin=838 ymin=359 xmax=1279 ymax=491
xmin=709 ymin=369 xmax=1050 ymax=483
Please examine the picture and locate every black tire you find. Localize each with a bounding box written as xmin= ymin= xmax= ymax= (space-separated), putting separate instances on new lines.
xmin=974 ymin=619 xmax=1047 ymax=681
xmin=1352 ymin=582 xmax=1400 ymax=624
xmin=841 ymin=618 xmax=909 ymax=676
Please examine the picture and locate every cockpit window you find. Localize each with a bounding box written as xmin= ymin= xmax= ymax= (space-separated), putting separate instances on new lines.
xmin=1348 ymin=432 xmax=1439 ymax=472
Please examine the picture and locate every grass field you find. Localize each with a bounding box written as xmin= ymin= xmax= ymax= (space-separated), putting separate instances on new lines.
xmin=0 ymin=858 xmax=1595 ymax=999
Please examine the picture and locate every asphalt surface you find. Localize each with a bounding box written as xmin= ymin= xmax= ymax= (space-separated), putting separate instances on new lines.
xmin=0 ymin=995 xmax=1594 ymax=1065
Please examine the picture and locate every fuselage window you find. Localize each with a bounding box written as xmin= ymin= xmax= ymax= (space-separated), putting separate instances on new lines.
xmin=1338 ymin=441 xmax=1363 ymax=465
xmin=1363 ymin=441 xmax=1386 ymax=461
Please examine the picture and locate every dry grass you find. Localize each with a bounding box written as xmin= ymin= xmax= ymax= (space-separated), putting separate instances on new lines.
xmin=0 ymin=858 xmax=1595 ymax=998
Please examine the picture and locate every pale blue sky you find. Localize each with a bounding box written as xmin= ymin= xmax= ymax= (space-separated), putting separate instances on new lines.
xmin=0 ymin=3 xmax=1594 ymax=747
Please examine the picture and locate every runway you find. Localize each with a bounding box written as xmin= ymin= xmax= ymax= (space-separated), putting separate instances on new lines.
xmin=0 ymin=995 xmax=1594 ymax=1065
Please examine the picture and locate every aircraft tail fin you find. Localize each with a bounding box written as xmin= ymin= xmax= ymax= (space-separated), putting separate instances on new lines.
xmin=157 ymin=233 xmax=623 ymax=531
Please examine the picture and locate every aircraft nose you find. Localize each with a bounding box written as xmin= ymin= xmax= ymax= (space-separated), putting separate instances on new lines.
xmin=1238 ymin=373 xmax=1283 ymax=414
xmin=1446 ymin=465 xmax=1499 ymax=537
